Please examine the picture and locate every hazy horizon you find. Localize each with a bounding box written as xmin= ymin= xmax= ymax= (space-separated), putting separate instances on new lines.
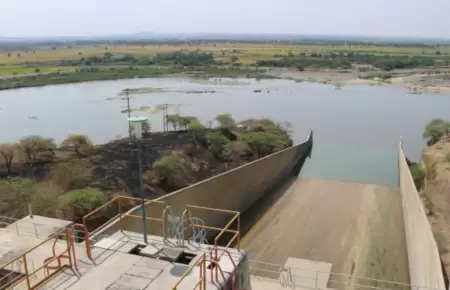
xmin=2 ymin=0 xmax=449 ymax=38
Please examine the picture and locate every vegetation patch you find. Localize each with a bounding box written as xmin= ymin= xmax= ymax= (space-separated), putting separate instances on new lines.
xmin=0 ymin=113 xmax=293 ymax=229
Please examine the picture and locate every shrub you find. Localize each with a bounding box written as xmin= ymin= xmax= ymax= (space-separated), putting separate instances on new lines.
xmin=0 ymin=178 xmax=37 ymax=216
xmin=59 ymin=188 xmax=107 ymax=220
xmin=152 ymin=155 xmax=188 ymax=190
xmin=408 ymin=161 xmax=425 ymax=190
xmin=50 ymin=160 xmax=93 ymax=190
xmin=242 ymin=132 xmax=285 ymax=157
xmin=152 ymin=155 xmax=186 ymax=178
xmin=423 ymin=119 xmax=450 ymax=146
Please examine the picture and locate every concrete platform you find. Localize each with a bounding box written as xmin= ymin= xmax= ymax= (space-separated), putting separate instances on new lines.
xmin=4 ymin=215 xmax=72 ymax=239
xmin=240 ymin=178 xmax=410 ymax=289
xmin=27 ymin=230 xmax=247 ymax=290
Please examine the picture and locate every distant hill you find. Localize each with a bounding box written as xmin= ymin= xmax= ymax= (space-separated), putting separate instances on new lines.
xmin=1 ymin=33 xmax=450 ymax=45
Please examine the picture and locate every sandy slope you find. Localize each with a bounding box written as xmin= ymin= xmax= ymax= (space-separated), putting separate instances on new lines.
xmin=241 ymin=178 xmax=410 ymax=290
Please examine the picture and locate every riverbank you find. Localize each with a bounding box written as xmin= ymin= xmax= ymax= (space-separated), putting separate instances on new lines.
xmin=0 ymin=66 xmax=271 ymax=91
xmin=419 ymin=134 xmax=450 ymax=274
xmin=265 ymin=67 xmax=450 ymax=95
xmin=3 ymin=65 xmax=450 ymax=94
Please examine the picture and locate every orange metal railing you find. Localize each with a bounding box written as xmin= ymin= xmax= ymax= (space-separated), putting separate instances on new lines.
xmin=72 ymin=223 xmax=92 ymax=260
xmin=171 ymin=248 xmax=240 ymax=290
xmin=0 ymin=228 xmax=75 ymax=290
xmin=82 ymin=196 xmax=167 ymax=240
xmin=171 ymin=205 xmax=241 ymax=290
xmin=171 ymin=252 xmax=207 ymax=290
xmin=185 ymin=205 xmax=241 ymax=251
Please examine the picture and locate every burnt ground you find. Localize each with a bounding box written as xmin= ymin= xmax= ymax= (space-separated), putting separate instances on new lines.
xmin=0 ymin=126 xmax=292 ymax=222
xmin=4 ymin=131 xmax=247 ymax=198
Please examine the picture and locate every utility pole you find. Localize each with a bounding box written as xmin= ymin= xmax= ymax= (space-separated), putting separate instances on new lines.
xmin=123 ymin=89 xmax=132 ymax=139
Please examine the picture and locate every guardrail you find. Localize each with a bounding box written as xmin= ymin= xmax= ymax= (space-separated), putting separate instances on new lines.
xmin=185 ymin=205 xmax=241 ymax=251
xmin=0 ymin=228 xmax=75 ymax=290
xmin=171 ymin=252 xmax=207 ymax=290
xmin=171 ymin=205 xmax=241 ymax=290
xmin=249 ymin=260 xmax=444 ymax=290
xmin=82 ymin=196 xmax=167 ymax=239
xmin=171 ymin=248 xmax=240 ymax=290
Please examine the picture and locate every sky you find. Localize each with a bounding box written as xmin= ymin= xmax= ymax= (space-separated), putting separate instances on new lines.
xmin=1 ymin=0 xmax=450 ymax=38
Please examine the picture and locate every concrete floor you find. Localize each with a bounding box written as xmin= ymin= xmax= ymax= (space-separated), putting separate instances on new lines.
xmin=240 ymin=178 xmax=410 ymax=290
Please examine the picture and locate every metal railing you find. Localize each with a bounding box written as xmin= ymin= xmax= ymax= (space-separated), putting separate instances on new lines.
xmin=0 ymin=228 xmax=76 ymax=290
xmin=249 ymin=260 xmax=446 ymax=290
xmin=171 ymin=252 xmax=207 ymax=290
xmin=184 ymin=205 xmax=241 ymax=251
xmin=171 ymin=248 xmax=240 ymax=290
xmin=171 ymin=205 xmax=241 ymax=290
xmin=81 ymin=196 xmax=167 ymax=239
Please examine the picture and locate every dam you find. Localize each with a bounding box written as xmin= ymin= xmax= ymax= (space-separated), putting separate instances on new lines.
xmin=0 ymin=132 xmax=445 ymax=290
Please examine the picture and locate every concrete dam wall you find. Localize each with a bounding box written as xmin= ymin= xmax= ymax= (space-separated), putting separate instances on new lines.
xmin=102 ymin=132 xmax=313 ymax=237
xmin=399 ymin=142 xmax=445 ymax=290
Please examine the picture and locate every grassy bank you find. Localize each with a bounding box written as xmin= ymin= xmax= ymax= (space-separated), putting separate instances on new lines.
xmin=0 ymin=66 xmax=268 ymax=91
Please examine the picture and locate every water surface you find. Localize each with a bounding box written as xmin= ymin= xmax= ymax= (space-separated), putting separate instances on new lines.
xmin=0 ymin=78 xmax=447 ymax=185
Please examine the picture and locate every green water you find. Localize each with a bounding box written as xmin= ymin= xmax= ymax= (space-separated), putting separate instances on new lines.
xmin=298 ymin=143 xmax=399 ymax=187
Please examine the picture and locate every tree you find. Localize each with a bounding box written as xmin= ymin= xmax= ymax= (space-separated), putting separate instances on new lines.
xmin=62 ymin=135 xmax=93 ymax=155
xmin=187 ymin=121 xmax=206 ymax=145
xmin=179 ymin=116 xmax=199 ymax=130
xmin=0 ymin=144 xmax=18 ymax=173
xmin=423 ymin=119 xmax=450 ymax=146
xmin=59 ymin=188 xmax=107 ymax=220
xmin=230 ymin=56 xmax=239 ymax=63
xmin=167 ymin=114 xmax=181 ymax=131
xmin=19 ymin=136 xmax=56 ymax=161
xmin=34 ymin=68 xmax=40 ymax=73
xmin=277 ymin=121 xmax=294 ymax=136
xmin=103 ymin=52 xmax=113 ymax=62
xmin=142 ymin=120 xmax=151 ymax=133
xmin=215 ymin=113 xmax=236 ymax=129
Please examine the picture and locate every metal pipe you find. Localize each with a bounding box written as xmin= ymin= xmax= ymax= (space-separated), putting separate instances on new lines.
xmin=137 ymin=139 xmax=148 ymax=244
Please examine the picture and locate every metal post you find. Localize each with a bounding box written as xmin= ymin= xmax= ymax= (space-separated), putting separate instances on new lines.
xmin=126 ymin=90 xmax=132 ymax=139
xmin=137 ymin=140 xmax=148 ymax=244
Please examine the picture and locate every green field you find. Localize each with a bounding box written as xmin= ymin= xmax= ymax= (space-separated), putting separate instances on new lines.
xmin=1 ymin=42 xmax=449 ymax=90
xmin=1 ymin=43 xmax=449 ymax=69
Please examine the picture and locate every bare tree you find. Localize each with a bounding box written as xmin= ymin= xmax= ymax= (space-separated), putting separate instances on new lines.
xmin=0 ymin=144 xmax=17 ymax=173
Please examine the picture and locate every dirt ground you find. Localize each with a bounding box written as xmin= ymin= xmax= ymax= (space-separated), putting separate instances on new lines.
xmin=265 ymin=67 xmax=450 ymax=95
xmin=422 ymin=137 xmax=450 ymax=275
xmin=240 ymin=178 xmax=410 ymax=290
